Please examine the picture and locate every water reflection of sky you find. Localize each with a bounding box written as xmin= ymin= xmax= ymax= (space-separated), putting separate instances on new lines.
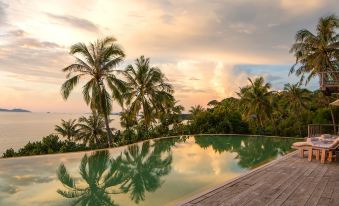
xmin=0 ymin=135 xmax=297 ymax=206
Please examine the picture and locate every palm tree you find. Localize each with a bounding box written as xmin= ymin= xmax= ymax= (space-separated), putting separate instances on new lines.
xmin=124 ymin=55 xmax=174 ymax=129
xmin=313 ymin=91 xmax=337 ymax=133
xmin=237 ymin=77 xmax=272 ymax=128
xmin=61 ymin=36 xmax=127 ymax=147
xmin=283 ymin=83 xmax=311 ymax=135
xmin=77 ymin=114 xmax=107 ymax=147
xmin=54 ymin=119 xmax=79 ymax=141
xmin=189 ymin=105 xmax=204 ymax=116
xmin=119 ymin=141 xmax=172 ymax=203
xmin=157 ymin=101 xmax=184 ymax=134
xmin=289 ymin=15 xmax=339 ymax=84
xmin=120 ymin=109 xmax=138 ymax=130
xmin=57 ymin=150 xmax=125 ymax=206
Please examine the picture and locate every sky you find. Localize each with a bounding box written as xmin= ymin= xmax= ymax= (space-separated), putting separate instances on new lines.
xmin=0 ymin=0 xmax=338 ymax=113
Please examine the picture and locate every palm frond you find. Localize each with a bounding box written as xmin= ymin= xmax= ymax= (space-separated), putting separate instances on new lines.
xmin=61 ymin=75 xmax=82 ymax=99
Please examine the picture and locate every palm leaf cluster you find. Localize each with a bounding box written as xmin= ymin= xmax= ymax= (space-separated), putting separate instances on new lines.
xmin=54 ymin=119 xmax=79 ymax=141
xmin=76 ymin=114 xmax=108 ymax=147
xmin=289 ymin=15 xmax=339 ymax=84
xmin=189 ymin=105 xmax=205 ymax=117
xmin=57 ymin=150 xmax=124 ymax=206
xmin=237 ymin=77 xmax=272 ymax=127
xmin=61 ymin=38 xmax=178 ymax=144
xmin=61 ymin=36 xmax=127 ymax=147
xmin=57 ymin=141 xmax=173 ymax=205
xmin=55 ymin=115 xmax=110 ymax=148
xmin=119 ymin=142 xmax=172 ymax=203
xmin=123 ymin=55 xmax=174 ymax=128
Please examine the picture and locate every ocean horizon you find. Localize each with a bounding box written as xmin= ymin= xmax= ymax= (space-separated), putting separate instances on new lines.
xmin=0 ymin=112 xmax=122 ymax=154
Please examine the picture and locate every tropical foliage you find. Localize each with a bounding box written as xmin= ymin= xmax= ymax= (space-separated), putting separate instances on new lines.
xmin=55 ymin=119 xmax=79 ymax=141
xmin=123 ymin=56 xmax=174 ymax=129
xmin=2 ymin=135 xmax=87 ymax=158
xmin=57 ymin=150 xmax=125 ymax=206
xmin=119 ymin=142 xmax=172 ymax=203
xmin=76 ymin=114 xmax=108 ymax=147
xmin=61 ymin=36 xmax=127 ymax=147
xmin=3 ymin=15 xmax=339 ymax=158
xmin=237 ymin=77 xmax=272 ymax=128
xmin=57 ymin=140 xmax=174 ymax=205
xmin=289 ymin=15 xmax=339 ymax=84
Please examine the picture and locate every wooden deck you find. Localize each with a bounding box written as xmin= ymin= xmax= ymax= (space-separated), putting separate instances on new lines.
xmin=180 ymin=151 xmax=339 ymax=206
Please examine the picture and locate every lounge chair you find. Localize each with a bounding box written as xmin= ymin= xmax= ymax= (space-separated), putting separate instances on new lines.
xmin=292 ymin=141 xmax=312 ymax=158
xmin=310 ymin=137 xmax=339 ymax=163
xmin=292 ymin=135 xmax=339 ymax=163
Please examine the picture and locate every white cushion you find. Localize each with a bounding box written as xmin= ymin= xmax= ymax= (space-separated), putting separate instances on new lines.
xmin=320 ymin=134 xmax=332 ymax=140
xmin=293 ymin=142 xmax=311 ymax=147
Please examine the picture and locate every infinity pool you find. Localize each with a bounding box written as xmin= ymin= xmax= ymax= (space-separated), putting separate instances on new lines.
xmin=0 ymin=135 xmax=297 ymax=206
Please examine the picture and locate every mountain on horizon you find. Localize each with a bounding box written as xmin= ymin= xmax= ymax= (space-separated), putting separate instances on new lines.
xmin=0 ymin=108 xmax=31 ymax=112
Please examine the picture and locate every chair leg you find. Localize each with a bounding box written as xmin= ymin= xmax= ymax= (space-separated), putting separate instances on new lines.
xmin=328 ymin=151 xmax=333 ymax=162
xmin=299 ymin=148 xmax=304 ymax=157
xmin=321 ymin=149 xmax=326 ymax=164
xmin=308 ymin=148 xmax=313 ymax=162
xmin=316 ymin=150 xmax=320 ymax=160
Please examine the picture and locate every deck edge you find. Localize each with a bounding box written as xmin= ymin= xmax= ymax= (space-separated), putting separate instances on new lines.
xmin=177 ymin=150 xmax=298 ymax=206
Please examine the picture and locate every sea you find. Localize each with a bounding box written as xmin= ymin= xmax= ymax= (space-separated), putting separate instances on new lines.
xmin=0 ymin=112 xmax=122 ymax=154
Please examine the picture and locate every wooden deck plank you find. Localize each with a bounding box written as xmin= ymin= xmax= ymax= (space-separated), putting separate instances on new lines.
xmin=180 ymin=152 xmax=339 ymax=206
xmin=240 ymin=168 xmax=299 ymax=206
xmin=281 ymin=165 xmax=328 ymax=206
xmin=304 ymin=177 xmax=329 ymax=206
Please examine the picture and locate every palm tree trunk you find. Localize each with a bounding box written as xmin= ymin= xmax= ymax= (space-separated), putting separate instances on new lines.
xmin=329 ymin=105 xmax=336 ymax=134
xmin=297 ymin=110 xmax=302 ymax=137
xmin=104 ymin=113 xmax=113 ymax=147
xmin=98 ymin=82 xmax=113 ymax=147
xmin=271 ymin=118 xmax=277 ymax=135
xmin=142 ymin=101 xmax=150 ymax=132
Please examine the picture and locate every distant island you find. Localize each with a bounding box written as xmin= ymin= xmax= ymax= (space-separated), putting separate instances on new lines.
xmin=0 ymin=108 xmax=31 ymax=112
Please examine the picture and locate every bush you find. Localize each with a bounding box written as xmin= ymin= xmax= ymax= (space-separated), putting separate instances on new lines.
xmin=2 ymin=135 xmax=88 ymax=158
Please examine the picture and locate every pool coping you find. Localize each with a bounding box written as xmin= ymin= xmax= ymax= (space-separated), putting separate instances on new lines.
xmin=0 ymin=134 xmax=302 ymax=160
xmin=176 ymin=149 xmax=299 ymax=206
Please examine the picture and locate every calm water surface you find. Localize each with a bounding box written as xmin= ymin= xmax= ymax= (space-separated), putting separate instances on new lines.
xmin=0 ymin=112 xmax=121 ymax=153
xmin=0 ymin=135 xmax=297 ymax=206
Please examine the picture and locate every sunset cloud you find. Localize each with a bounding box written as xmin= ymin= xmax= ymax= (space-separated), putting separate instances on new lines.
xmin=46 ymin=13 xmax=100 ymax=32
xmin=0 ymin=0 xmax=337 ymax=112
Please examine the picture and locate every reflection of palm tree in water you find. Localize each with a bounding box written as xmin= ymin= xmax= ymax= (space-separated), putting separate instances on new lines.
xmin=57 ymin=150 xmax=125 ymax=206
xmin=152 ymin=135 xmax=189 ymax=154
xmin=234 ymin=137 xmax=279 ymax=168
xmin=194 ymin=135 xmax=242 ymax=153
xmin=194 ymin=136 xmax=294 ymax=169
xmin=57 ymin=139 xmax=175 ymax=205
xmin=120 ymin=141 xmax=172 ymax=203
xmin=234 ymin=137 xmax=294 ymax=168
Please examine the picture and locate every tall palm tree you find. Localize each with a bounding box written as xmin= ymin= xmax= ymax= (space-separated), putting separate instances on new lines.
xmin=283 ymin=83 xmax=311 ymax=135
xmin=61 ymin=36 xmax=127 ymax=147
xmin=57 ymin=150 xmax=125 ymax=206
xmin=54 ymin=119 xmax=79 ymax=141
xmin=119 ymin=141 xmax=172 ymax=203
xmin=124 ymin=55 xmax=174 ymax=129
xmin=189 ymin=105 xmax=204 ymax=116
xmin=237 ymin=77 xmax=272 ymax=127
xmin=289 ymin=15 xmax=339 ymax=84
xmin=313 ymin=91 xmax=337 ymax=133
xmin=77 ymin=114 xmax=107 ymax=147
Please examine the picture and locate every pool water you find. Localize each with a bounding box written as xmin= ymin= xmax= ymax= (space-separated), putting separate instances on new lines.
xmin=0 ymin=135 xmax=297 ymax=206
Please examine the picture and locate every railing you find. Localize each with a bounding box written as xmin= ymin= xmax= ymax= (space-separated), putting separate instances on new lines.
xmin=319 ymin=71 xmax=339 ymax=91
xmin=308 ymin=124 xmax=338 ymax=138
